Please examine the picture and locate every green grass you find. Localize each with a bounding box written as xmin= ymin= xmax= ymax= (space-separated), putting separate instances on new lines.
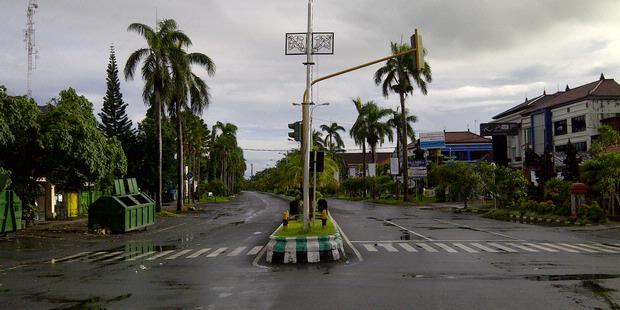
xmin=200 ymin=195 xmax=234 ymax=203
xmin=275 ymin=218 xmax=336 ymax=237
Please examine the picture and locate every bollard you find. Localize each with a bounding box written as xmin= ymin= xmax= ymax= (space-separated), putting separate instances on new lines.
xmin=283 ymin=210 xmax=289 ymax=230
xmin=321 ymin=209 xmax=327 ymax=228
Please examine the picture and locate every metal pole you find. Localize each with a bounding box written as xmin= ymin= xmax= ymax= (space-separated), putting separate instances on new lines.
xmin=302 ymin=0 xmax=313 ymax=230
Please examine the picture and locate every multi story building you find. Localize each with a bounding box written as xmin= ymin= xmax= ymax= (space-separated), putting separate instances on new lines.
xmin=491 ymin=74 xmax=620 ymax=168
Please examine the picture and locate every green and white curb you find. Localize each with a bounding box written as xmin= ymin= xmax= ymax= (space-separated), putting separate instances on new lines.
xmin=266 ymin=217 xmax=345 ymax=264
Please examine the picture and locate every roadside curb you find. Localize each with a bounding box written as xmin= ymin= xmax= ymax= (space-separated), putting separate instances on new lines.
xmin=265 ymin=214 xmax=345 ymax=264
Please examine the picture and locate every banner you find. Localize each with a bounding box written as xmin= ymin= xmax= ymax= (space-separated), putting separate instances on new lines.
xmin=420 ymin=132 xmax=446 ymax=149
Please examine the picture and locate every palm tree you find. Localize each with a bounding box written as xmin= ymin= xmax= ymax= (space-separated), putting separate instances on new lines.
xmin=350 ymin=97 xmax=369 ymax=181
xmin=374 ymin=42 xmax=432 ymax=201
xmin=363 ymin=103 xmax=393 ymax=164
xmin=124 ymin=19 xmax=190 ymax=211
xmin=320 ymin=122 xmax=345 ymax=152
xmin=211 ymin=122 xmax=239 ymax=194
xmin=387 ymin=107 xmax=417 ymax=168
xmin=312 ymin=130 xmax=325 ymax=151
xmin=167 ymin=42 xmax=215 ymax=211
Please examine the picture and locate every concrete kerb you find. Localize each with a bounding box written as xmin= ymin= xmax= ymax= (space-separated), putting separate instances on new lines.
xmin=265 ymin=213 xmax=345 ymax=264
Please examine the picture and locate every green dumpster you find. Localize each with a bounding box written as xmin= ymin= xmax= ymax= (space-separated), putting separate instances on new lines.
xmin=88 ymin=178 xmax=156 ymax=233
xmin=0 ymin=173 xmax=22 ymax=233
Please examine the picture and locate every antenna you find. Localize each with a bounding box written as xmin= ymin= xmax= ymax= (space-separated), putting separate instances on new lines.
xmin=25 ymin=0 xmax=38 ymax=98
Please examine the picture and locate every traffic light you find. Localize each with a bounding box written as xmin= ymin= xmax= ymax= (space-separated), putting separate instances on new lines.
xmin=410 ymin=28 xmax=424 ymax=71
xmin=288 ymin=121 xmax=302 ymax=142
xmin=310 ymin=151 xmax=324 ymax=172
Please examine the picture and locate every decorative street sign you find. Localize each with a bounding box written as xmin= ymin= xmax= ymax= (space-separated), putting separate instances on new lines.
xmin=285 ymin=32 xmax=334 ymax=55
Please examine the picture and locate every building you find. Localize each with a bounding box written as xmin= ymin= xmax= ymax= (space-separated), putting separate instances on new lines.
xmin=407 ymin=131 xmax=493 ymax=163
xmin=341 ymin=152 xmax=393 ymax=177
xmin=491 ymin=74 xmax=620 ymax=168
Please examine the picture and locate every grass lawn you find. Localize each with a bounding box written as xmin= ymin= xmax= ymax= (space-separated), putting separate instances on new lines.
xmin=200 ymin=195 xmax=234 ymax=203
xmin=275 ymin=218 xmax=336 ymax=237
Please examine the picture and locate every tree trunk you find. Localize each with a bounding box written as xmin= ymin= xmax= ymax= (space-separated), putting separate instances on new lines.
xmin=399 ymin=91 xmax=409 ymax=202
xmin=155 ymin=90 xmax=162 ymax=212
xmin=176 ymin=103 xmax=184 ymax=211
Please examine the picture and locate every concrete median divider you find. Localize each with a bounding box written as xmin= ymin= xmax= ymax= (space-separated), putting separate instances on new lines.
xmin=266 ymin=214 xmax=345 ymax=264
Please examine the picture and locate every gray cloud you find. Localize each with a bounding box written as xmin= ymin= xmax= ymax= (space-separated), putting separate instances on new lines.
xmin=1 ymin=0 xmax=620 ymax=177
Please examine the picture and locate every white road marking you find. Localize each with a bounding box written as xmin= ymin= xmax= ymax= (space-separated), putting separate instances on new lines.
xmin=384 ymin=220 xmax=433 ymax=241
xmin=362 ymin=244 xmax=378 ymax=252
xmin=207 ymin=247 xmax=228 ymax=257
xmin=227 ymin=247 xmax=247 ymax=257
xmin=523 ymin=243 xmax=559 ymax=252
xmin=377 ymin=243 xmax=398 ymax=252
xmin=506 ymin=243 xmax=539 ymax=252
xmin=102 ymin=251 xmax=138 ymax=262
xmin=470 ymin=243 xmax=499 ymax=253
xmin=452 ymin=243 xmax=479 ymax=253
xmin=51 ymin=252 xmax=91 ymax=263
xmin=416 ymin=243 xmax=438 ymax=252
xmin=540 ymin=243 xmax=579 ymax=253
xmin=487 ymin=243 xmax=518 ymax=253
xmin=253 ymin=232 xmax=261 ymax=235
xmin=166 ymin=249 xmax=193 ymax=260
xmin=90 ymin=251 xmax=124 ymax=261
xmin=125 ymin=251 xmax=157 ymax=261
xmin=69 ymin=251 xmax=107 ymax=263
xmin=186 ymin=248 xmax=211 ymax=258
xmin=557 ymin=243 xmax=599 ymax=253
xmin=577 ymin=244 xmax=618 ymax=253
xmin=398 ymin=243 xmax=418 ymax=252
xmin=593 ymin=243 xmax=620 ymax=251
xmin=435 ymin=243 xmax=458 ymax=253
xmin=247 ymin=246 xmax=263 ymax=256
xmin=146 ymin=250 xmax=175 ymax=261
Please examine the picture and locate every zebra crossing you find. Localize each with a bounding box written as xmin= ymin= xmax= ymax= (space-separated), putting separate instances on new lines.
xmin=358 ymin=241 xmax=620 ymax=255
xmin=50 ymin=245 xmax=264 ymax=265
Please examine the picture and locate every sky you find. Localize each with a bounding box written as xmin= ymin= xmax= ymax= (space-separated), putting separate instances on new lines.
xmin=1 ymin=0 xmax=620 ymax=177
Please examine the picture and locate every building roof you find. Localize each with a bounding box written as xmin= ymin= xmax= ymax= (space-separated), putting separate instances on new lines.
xmin=341 ymin=152 xmax=392 ymax=165
xmin=407 ymin=131 xmax=491 ymax=149
xmin=493 ymin=75 xmax=620 ymax=119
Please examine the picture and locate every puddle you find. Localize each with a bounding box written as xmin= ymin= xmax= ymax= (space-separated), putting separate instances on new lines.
xmin=525 ymin=274 xmax=620 ymax=281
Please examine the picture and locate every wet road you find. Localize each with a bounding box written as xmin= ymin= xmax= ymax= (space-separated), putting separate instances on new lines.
xmin=1 ymin=192 xmax=619 ymax=309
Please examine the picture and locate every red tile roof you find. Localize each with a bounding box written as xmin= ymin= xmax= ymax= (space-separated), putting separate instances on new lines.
xmin=444 ymin=131 xmax=491 ymax=144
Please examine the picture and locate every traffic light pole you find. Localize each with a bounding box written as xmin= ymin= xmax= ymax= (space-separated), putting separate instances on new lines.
xmin=299 ymin=32 xmax=422 ymax=226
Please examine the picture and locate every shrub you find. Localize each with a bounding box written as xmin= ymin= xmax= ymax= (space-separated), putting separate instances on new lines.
xmin=544 ymin=178 xmax=571 ymax=205
xmin=205 ymin=179 xmax=227 ymax=196
xmin=578 ymin=202 xmax=606 ymax=224
xmin=285 ymin=188 xmax=300 ymax=198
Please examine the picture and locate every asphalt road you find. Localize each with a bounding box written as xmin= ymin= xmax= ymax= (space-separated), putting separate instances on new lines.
xmin=1 ymin=192 xmax=619 ymax=309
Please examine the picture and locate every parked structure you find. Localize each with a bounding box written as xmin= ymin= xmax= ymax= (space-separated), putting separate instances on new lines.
xmin=491 ymin=74 xmax=620 ymax=168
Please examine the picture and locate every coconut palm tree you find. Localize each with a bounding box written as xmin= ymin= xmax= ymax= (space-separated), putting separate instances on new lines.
xmin=387 ymin=107 xmax=417 ymax=168
xmin=363 ymin=103 xmax=393 ymax=164
xmin=312 ymin=130 xmax=325 ymax=151
xmin=124 ymin=19 xmax=190 ymax=211
xmin=320 ymin=122 xmax=345 ymax=152
xmin=350 ymin=97 xmax=369 ymax=181
xmin=167 ymin=43 xmax=215 ymax=211
xmin=374 ymin=42 xmax=432 ymax=201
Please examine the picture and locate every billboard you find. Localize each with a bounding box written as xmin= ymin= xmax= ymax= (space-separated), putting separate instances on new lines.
xmin=480 ymin=123 xmax=519 ymax=136
xmin=420 ymin=132 xmax=446 ymax=149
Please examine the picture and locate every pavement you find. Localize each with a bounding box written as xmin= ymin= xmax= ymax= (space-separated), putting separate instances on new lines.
xmin=0 ymin=191 xmax=619 ymax=309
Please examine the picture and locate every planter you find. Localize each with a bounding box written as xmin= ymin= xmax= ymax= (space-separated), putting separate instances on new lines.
xmin=266 ymin=222 xmax=344 ymax=264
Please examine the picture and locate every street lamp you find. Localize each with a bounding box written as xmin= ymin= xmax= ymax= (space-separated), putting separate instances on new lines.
xmin=292 ymin=102 xmax=329 ymax=228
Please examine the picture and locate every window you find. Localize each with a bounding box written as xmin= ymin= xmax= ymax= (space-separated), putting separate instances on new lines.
xmin=524 ymin=127 xmax=532 ymax=146
xmin=554 ymin=119 xmax=567 ymax=136
xmin=574 ymin=141 xmax=587 ymax=152
xmin=555 ymin=144 xmax=567 ymax=153
xmin=571 ymin=115 xmax=586 ymax=132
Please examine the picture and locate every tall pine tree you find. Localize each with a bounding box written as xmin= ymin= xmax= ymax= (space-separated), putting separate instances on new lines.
xmin=99 ymin=45 xmax=132 ymax=141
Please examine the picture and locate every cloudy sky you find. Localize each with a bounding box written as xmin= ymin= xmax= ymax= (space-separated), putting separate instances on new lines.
xmin=2 ymin=0 xmax=620 ymax=177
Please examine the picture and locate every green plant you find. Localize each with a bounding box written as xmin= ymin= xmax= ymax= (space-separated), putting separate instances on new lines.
xmin=544 ymin=178 xmax=571 ymax=205
xmin=578 ymin=202 xmax=607 ymax=224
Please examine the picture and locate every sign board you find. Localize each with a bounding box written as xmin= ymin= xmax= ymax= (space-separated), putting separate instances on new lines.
xmin=187 ymin=171 xmax=194 ymax=180
xmin=367 ymin=163 xmax=376 ymax=177
xmin=390 ymin=158 xmax=399 ymax=175
xmin=420 ymin=132 xmax=446 ymax=149
xmin=408 ymin=167 xmax=427 ymax=178
xmin=408 ymin=160 xmax=427 ymax=168
xmin=285 ymin=32 xmax=335 ymax=55
xmin=479 ymin=123 xmax=519 ymax=136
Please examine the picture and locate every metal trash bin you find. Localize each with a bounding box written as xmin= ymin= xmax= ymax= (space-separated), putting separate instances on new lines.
xmin=88 ymin=178 xmax=156 ymax=233
xmin=0 ymin=173 xmax=22 ymax=233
